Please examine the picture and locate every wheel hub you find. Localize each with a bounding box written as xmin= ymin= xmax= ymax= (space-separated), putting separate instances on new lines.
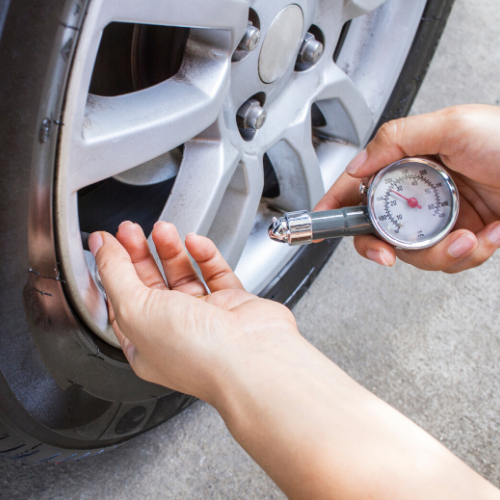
xmin=258 ymin=5 xmax=304 ymax=84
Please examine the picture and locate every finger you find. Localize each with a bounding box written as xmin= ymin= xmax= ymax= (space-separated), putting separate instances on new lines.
xmin=185 ymin=233 xmax=244 ymax=292
xmin=442 ymin=221 xmax=500 ymax=273
xmin=314 ymin=171 xmax=363 ymax=212
xmin=344 ymin=108 xmax=463 ymax=179
xmin=452 ymin=180 xmax=498 ymax=229
xmin=116 ymin=221 xmax=167 ymax=291
xmin=395 ymin=229 xmax=478 ymax=271
xmin=353 ymin=235 xmax=397 ymax=267
xmin=89 ymin=231 xmax=149 ymax=329
xmin=152 ymin=222 xmax=206 ymax=296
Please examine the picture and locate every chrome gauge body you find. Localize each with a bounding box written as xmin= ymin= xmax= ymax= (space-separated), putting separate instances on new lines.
xmin=367 ymin=158 xmax=459 ymax=249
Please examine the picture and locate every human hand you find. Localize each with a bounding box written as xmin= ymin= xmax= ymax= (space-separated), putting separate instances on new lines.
xmin=87 ymin=222 xmax=298 ymax=404
xmin=88 ymin=226 xmax=500 ymax=500
xmin=316 ymin=104 xmax=500 ymax=273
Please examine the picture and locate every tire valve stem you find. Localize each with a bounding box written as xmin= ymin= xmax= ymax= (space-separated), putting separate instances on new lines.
xmin=94 ymin=268 xmax=107 ymax=300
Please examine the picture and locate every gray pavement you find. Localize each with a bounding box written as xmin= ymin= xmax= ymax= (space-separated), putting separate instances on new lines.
xmin=2 ymin=0 xmax=500 ymax=498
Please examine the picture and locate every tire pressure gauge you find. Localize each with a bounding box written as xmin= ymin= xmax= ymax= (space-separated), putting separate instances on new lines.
xmin=268 ymin=157 xmax=460 ymax=249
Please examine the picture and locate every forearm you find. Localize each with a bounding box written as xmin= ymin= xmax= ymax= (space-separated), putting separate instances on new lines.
xmin=212 ymin=332 xmax=500 ymax=500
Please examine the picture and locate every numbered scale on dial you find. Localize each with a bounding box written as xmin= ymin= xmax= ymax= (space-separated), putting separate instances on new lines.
xmin=367 ymin=158 xmax=459 ymax=250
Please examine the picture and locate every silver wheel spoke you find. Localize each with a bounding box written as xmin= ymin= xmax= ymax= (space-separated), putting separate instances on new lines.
xmin=155 ymin=120 xmax=241 ymax=240
xmin=62 ymin=0 xmax=248 ymax=192
xmin=95 ymin=0 xmax=248 ymax=38
xmin=70 ymin=86 xmax=224 ymax=191
xmin=269 ymin=111 xmax=325 ymax=211
xmin=314 ymin=62 xmax=374 ymax=146
xmin=67 ymin=36 xmax=235 ymax=191
xmin=207 ymin=153 xmax=264 ymax=269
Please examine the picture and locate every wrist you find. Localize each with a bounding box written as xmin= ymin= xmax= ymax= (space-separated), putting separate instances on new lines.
xmin=205 ymin=330 xmax=500 ymax=500
xmin=204 ymin=322 xmax=305 ymax=412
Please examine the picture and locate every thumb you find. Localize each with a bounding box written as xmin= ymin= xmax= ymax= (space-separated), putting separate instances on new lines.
xmin=88 ymin=231 xmax=148 ymax=327
xmin=345 ymin=108 xmax=459 ymax=178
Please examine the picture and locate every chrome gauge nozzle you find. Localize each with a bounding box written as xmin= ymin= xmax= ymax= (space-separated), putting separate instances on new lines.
xmin=268 ymin=210 xmax=315 ymax=246
xmin=269 ymin=217 xmax=289 ymax=243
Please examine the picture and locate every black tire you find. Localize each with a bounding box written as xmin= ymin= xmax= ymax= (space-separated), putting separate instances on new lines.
xmin=0 ymin=0 xmax=454 ymax=463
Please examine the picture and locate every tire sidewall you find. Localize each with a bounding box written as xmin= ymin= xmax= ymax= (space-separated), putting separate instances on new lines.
xmin=0 ymin=0 xmax=191 ymax=453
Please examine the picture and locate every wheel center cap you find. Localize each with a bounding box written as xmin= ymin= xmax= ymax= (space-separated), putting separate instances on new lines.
xmin=258 ymin=5 xmax=304 ymax=84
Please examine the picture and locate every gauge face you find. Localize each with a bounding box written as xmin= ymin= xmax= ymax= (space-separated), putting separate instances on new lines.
xmin=368 ymin=158 xmax=459 ymax=249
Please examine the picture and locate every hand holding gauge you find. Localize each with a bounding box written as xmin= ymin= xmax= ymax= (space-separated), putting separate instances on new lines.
xmin=269 ymin=157 xmax=459 ymax=250
xmin=270 ymin=105 xmax=500 ymax=273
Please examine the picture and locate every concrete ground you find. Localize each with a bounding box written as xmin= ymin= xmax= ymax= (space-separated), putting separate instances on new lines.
xmin=2 ymin=0 xmax=500 ymax=498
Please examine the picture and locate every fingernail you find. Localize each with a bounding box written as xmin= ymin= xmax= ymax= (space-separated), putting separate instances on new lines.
xmin=185 ymin=233 xmax=198 ymax=243
xmin=118 ymin=221 xmax=133 ymax=230
xmin=346 ymin=149 xmax=368 ymax=175
xmin=487 ymin=223 xmax=500 ymax=245
xmin=366 ymin=249 xmax=390 ymax=266
xmin=448 ymin=233 xmax=476 ymax=258
xmin=89 ymin=232 xmax=103 ymax=257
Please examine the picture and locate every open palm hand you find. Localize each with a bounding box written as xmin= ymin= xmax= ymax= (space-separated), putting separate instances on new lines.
xmin=88 ymin=222 xmax=297 ymax=402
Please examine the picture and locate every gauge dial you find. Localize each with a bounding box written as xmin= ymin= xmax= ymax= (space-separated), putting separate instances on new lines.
xmin=367 ymin=158 xmax=459 ymax=249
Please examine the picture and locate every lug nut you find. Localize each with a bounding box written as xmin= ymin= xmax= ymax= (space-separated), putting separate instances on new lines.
xmin=237 ymin=22 xmax=261 ymax=52
xmin=237 ymin=98 xmax=267 ymax=130
xmin=298 ymin=32 xmax=324 ymax=64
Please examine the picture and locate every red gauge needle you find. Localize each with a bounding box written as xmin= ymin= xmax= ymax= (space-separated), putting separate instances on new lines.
xmin=389 ymin=189 xmax=422 ymax=209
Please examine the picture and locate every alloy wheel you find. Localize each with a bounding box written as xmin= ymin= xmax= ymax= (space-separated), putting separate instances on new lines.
xmin=56 ymin=0 xmax=428 ymax=347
